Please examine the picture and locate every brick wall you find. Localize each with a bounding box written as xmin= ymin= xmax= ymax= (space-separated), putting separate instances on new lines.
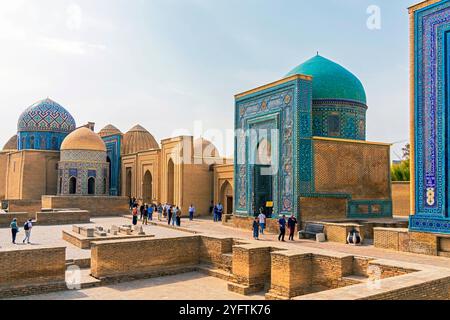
xmin=0 ymin=212 xmax=36 ymax=227
xmin=374 ymin=228 xmax=439 ymax=256
xmin=199 ymin=236 xmax=233 ymax=268
xmin=6 ymin=199 xmax=42 ymax=215
xmin=35 ymin=210 xmax=90 ymax=225
xmin=91 ymin=236 xmax=200 ymax=279
xmin=41 ymin=195 xmax=129 ymax=217
xmin=299 ymin=197 xmax=348 ymax=222
xmin=391 ymin=182 xmax=410 ymax=217
xmin=0 ymin=247 xmax=66 ymax=297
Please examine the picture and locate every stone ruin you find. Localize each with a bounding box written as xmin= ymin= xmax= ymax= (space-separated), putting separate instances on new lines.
xmin=72 ymin=224 xmax=146 ymax=238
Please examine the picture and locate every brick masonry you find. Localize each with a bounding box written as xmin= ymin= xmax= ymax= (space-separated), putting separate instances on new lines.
xmin=391 ymin=182 xmax=410 ymax=217
xmin=0 ymin=246 xmax=66 ymax=298
xmin=41 ymin=195 xmax=129 ymax=217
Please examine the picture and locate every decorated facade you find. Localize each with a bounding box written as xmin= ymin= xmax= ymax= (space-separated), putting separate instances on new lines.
xmin=409 ymin=0 xmax=450 ymax=234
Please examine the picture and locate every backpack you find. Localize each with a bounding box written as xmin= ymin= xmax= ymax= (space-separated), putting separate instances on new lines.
xmin=24 ymin=222 xmax=29 ymax=231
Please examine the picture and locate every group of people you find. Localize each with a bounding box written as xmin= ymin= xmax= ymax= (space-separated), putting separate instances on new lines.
xmin=210 ymin=202 xmax=224 ymax=222
xmin=252 ymin=209 xmax=298 ymax=242
xmin=9 ymin=218 xmax=34 ymax=245
xmin=129 ymin=197 xmax=196 ymax=228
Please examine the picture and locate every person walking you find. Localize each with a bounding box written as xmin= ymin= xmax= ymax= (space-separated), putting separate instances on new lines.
xmin=213 ymin=204 xmax=218 ymax=222
xmin=288 ymin=214 xmax=298 ymax=241
xmin=188 ymin=204 xmax=195 ymax=221
xmin=209 ymin=201 xmax=214 ymax=217
xmin=252 ymin=217 xmax=260 ymax=240
xmin=278 ymin=215 xmax=287 ymax=242
xmin=142 ymin=207 xmax=149 ymax=225
xmin=171 ymin=206 xmax=178 ymax=226
xmin=176 ymin=207 xmax=182 ymax=227
xmin=140 ymin=203 xmax=146 ymax=221
xmin=157 ymin=203 xmax=163 ymax=221
xmin=23 ymin=219 xmax=33 ymax=244
xmin=132 ymin=206 xmax=138 ymax=226
xmin=258 ymin=209 xmax=266 ymax=235
xmin=167 ymin=205 xmax=173 ymax=225
xmin=148 ymin=205 xmax=154 ymax=221
xmin=217 ymin=202 xmax=223 ymax=222
xmin=10 ymin=218 xmax=19 ymax=244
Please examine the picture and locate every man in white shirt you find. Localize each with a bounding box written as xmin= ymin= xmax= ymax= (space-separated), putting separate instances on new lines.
xmin=23 ymin=219 xmax=33 ymax=244
xmin=258 ymin=210 xmax=266 ymax=235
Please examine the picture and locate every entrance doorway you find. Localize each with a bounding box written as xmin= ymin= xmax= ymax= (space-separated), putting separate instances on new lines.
xmin=126 ymin=168 xmax=132 ymax=198
xmin=143 ymin=170 xmax=153 ymax=204
xmin=167 ymin=159 xmax=174 ymax=204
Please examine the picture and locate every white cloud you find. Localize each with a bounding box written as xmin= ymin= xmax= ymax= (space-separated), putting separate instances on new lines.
xmin=66 ymin=3 xmax=83 ymax=31
xmin=37 ymin=37 xmax=106 ymax=55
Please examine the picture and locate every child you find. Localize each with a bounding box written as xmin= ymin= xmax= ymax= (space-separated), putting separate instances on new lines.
xmin=252 ymin=217 xmax=260 ymax=240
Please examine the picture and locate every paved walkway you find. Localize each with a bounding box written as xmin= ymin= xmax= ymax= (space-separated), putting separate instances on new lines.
xmin=9 ymin=272 xmax=264 ymax=300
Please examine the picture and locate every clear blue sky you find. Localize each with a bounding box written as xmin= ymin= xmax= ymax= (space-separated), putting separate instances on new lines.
xmin=0 ymin=0 xmax=418 ymax=158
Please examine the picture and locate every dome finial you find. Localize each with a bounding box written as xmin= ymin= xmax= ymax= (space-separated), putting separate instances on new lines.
xmin=317 ymin=51 xmax=319 ymax=56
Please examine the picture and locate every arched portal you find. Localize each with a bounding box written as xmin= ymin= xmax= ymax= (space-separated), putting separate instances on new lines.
xmin=143 ymin=170 xmax=153 ymax=204
xmin=220 ymin=180 xmax=234 ymax=215
xmin=107 ymin=156 xmax=112 ymax=194
xmin=126 ymin=168 xmax=132 ymax=198
xmin=167 ymin=159 xmax=175 ymax=205
xmin=253 ymin=139 xmax=273 ymax=214
xmin=88 ymin=177 xmax=96 ymax=195
xmin=69 ymin=177 xmax=77 ymax=195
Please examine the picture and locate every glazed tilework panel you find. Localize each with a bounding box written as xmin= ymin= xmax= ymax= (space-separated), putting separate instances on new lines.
xmin=312 ymin=100 xmax=367 ymax=140
xmin=18 ymin=99 xmax=76 ymax=133
xmin=61 ymin=150 xmax=107 ymax=162
xmin=234 ymin=77 xmax=313 ymax=217
xmin=58 ymin=150 xmax=109 ymax=195
xmin=103 ymin=135 xmax=121 ymax=196
xmin=411 ymin=0 xmax=450 ymax=234
xmin=313 ymin=139 xmax=391 ymax=200
xmin=18 ymin=131 xmax=68 ymax=151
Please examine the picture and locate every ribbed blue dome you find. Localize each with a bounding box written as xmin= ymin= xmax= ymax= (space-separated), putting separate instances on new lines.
xmin=286 ymin=55 xmax=367 ymax=104
xmin=17 ymin=98 xmax=76 ymax=133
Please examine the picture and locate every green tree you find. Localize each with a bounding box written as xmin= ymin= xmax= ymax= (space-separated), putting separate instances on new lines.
xmin=391 ymin=143 xmax=410 ymax=182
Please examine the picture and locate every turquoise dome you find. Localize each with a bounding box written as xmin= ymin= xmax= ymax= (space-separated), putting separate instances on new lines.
xmin=286 ymin=55 xmax=367 ymax=104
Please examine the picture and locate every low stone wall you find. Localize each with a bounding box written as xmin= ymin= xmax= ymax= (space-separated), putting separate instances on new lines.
xmin=35 ymin=210 xmax=91 ymax=225
xmin=4 ymin=199 xmax=42 ymax=215
xmin=373 ymin=228 xmax=448 ymax=256
xmin=91 ymin=236 xmax=200 ymax=279
xmin=0 ymin=246 xmax=66 ymax=298
xmin=0 ymin=212 xmax=35 ymax=227
xmin=315 ymin=222 xmax=364 ymax=244
xmin=62 ymin=230 xmax=154 ymax=249
xmin=391 ymin=182 xmax=410 ymax=217
xmin=199 ymin=236 xmax=234 ymax=270
xmin=41 ymin=195 xmax=129 ymax=217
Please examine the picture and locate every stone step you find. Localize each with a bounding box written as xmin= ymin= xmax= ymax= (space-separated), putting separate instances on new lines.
xmin=197 ymin=264 xmax=233 ymax=282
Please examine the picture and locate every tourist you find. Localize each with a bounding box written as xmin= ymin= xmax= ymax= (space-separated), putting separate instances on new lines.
xmin=23 ymin=218 xmax=33 ymax=244
xmin=142 ymin=207 xmax=149 ymax=225
xmin=213 ymin=204 xmax=218 ymax=222
xmin=258 ymin=209 xmax=266 ymax=235
xmin=172 ymin=206 xmax=178 ymax=226
xmin=157 ymin=203 xmax=163 ymax=221
xmin=167 ymin=205 xmax=173 ymax=225
xmin=252 ymin=217 xmax=260 ymax=240
xmin=288 ymin=214 xmax=298 ymax=241
xmin=148 ymin=205 xmax=154 ymax=221
xmin=278 ymin=215 xmax=287 ymax=242
xmin=10 ymin=218 xmax=19 ymax=244
xmin=140 ymin=203 xmax=146 ymax=221
xmin=189 ymin=204 xmax=195 ymax=221
xmin=217 ymin=202 xmax=224 ymax=221
xmin=129 ymin=197 xmax=133 ymax=210
xmin=176 ymin=206 xmax=182 ymax=227
xmin=132 ymin=206 xmax=138 ymax=226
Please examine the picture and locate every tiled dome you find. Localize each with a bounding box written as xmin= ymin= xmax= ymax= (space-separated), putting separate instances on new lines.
xmin=122 ymin=125 xmax=159 ymax=155
xmin=61 ymin=127 xmax=107 ymax=152
xmin=17 ymin=98 xmax=76 ymax=133
xmin=286 ymin=55 xmax=367 ymax=104
xmin=98 ymin=124 xmax=122 ymax=138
